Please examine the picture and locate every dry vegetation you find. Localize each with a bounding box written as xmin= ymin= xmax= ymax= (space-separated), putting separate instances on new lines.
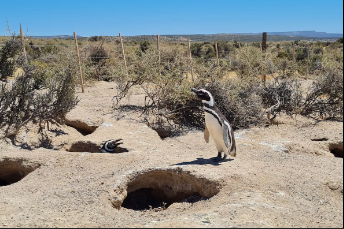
xmin=0 ymin=33 xmax=343 ymax=137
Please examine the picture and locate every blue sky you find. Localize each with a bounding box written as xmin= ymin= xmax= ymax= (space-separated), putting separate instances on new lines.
xmin=1 ymin=0 xmax=343 ymax=37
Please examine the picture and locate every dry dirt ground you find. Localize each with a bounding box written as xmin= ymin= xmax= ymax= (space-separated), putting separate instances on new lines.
xmin=0 ymin=81 xmax=343 ymax=228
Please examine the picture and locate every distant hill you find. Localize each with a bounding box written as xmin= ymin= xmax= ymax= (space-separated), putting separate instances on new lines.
xmin=29 ymin=35 xmax=82 ymax=39
xmin=26 ymin=31 xmax=343 ymax=43
xmin=234 ymin=31 xmax=343 ymax=38
xmin=124 ymin=34 xmax=342 ymax=43
xmin=121 ymin=31 xmax=343 ymax=43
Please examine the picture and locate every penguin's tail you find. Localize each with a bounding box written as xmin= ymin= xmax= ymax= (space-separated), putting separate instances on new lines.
xmin=228 ymin=128 xmax=237 ymax=157
xmin=229 ymin=140 xmax=237 ymax=157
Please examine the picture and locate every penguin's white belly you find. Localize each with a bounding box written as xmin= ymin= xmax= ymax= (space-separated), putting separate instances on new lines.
xmin=205 ymin=112 xmax=228 ymax=153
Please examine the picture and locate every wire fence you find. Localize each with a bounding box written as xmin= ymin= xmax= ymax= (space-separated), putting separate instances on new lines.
xmin=1 ymin=33 xmax=342 ymax=93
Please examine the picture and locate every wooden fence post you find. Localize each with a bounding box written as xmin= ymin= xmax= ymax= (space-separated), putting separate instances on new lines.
xmin=20 ymin=23 xmax=28 ymax=65
xmin=215 ymin=41 xmax=219 ymax=66
xmin=262 ymin=32 xmax=267 ymax=52
xmin=261 ymin=33 xmax=267 ymax=84
xmin=157 ymin=34 xmax=161 ymax=64
xmin=187 ymin=38 xmax=194 ymax=82
xmin=307 ymin=46 xmax=310 ymax=77
xmin=119 ymin=33 xmax=127 ymax=70
xmin=73 ymin=32 xmax=85 ymax=93
xmin=292 ymin=44 xmax=296 ymax=76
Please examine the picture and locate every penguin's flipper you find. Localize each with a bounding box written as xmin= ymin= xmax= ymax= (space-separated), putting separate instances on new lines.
xmin=222 ymin=124 xmax=230 ymax=148
xmin=204 ymin=126 xmax=210 ymax=143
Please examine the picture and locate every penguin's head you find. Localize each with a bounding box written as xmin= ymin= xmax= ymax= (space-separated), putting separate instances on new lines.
xmin=191 ymin=88 xmax=214 ymax=105
xmin=103 ymin=139 xmax=123 ymax=152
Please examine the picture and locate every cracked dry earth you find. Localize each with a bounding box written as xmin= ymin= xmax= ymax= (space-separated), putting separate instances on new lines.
xmin=0 ymin=81 xmax=343 ymax=228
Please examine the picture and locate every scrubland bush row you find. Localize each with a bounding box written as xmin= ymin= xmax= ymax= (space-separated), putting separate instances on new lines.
xmin=0 ymin=35 xmax=343 ymax=136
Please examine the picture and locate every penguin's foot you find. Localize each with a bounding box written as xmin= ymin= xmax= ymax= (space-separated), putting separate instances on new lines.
xmin=222 ymin=154 xmax=228 ymax=161
xmin=213 ymin=152 xmax=222 ymax=162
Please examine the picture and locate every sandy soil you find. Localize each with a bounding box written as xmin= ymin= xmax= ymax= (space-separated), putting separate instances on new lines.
xmin=0 ymin=81 xmax=343 ymax=228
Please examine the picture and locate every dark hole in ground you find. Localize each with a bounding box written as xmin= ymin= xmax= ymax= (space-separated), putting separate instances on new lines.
xmin=0 ymin=159 xmax=39 ymax=187
xmin=331 ymin=148 xmax=343 ymax=158
xmin=151 ymin=127 xmax=172 ymax=139
xmin=68 ymin=141 xmax=129 ymax=153
xmin=329 ymin=142 xmax=343 ymax=158
xmin=150 ymin=125 xmax=185 ymax=139
xmin=118 ymin=168 xmax=219 ymax=211
xmin=66 ymin=124 xmax=97 ymax=136
xmin=0 ymin=179 xmax=10 ymax=186
xmin=121 ymin=188 xmax=207 ymax=210
xmin=311 ymin=138 xmax=329 ymax=142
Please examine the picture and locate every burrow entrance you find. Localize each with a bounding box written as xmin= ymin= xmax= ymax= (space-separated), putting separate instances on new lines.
xmin=118 ymin=168 xmax=220 ymax=211
xmin=0 ymin=159 xmax=40 ymax=187
xmin=329 ymin=142 xmax=343 ymax=158
xmin=66 ymin=124 xmax=98 ymax=136
xmin=67 ymin=140 xmax=129 ymax=153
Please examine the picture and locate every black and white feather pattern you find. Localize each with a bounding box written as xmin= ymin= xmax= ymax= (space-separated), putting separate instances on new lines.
xmin=100 ymin=139 xmax=123 ymax=153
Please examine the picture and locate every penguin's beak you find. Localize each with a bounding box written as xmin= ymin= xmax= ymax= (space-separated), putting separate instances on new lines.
xmin=191 ymin=88 xmax=199 ymax=94
xmin=114 ymin=139 xmax=123 ymax=146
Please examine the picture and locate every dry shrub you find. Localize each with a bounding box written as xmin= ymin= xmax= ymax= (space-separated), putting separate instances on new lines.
xmin=110 ymin=46 xmax=265 ymax=131
xmin=90 ymin=45 xmax=109 ymax=65
xmin=260 ymin=70 xmax=343 ymax=120
xmin=322 ymin=52 xmax=343 ymax=73
xmin=232 ymin=46 xmax=277 ymax=79
xmin=260 ymin=79 xmax=303 ymax=116
xmin=0 ymin=65 xmax=79 ymax=137
xmin=140 ymin=77 xmax=265 ymax=131
xmin=204 ymin=79 xmax=264 ymax=129
xmin=109 ymin=47 xmax=205 ymax=132
xmin=109 ymin=41 xmax=342 ymax=135
xmin=110 ymin=47 xmax=190 ymax=103
xmin=81 ymin=42 xmax=111 ymax=81
xmin=301 ymin=69 xmax=343 ymax=119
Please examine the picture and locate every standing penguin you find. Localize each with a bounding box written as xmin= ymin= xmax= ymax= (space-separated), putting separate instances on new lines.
xmin=191 ymin=88 xmax=236 ymax=161
xmin=100 ymin=139 xmax=123 ymax=153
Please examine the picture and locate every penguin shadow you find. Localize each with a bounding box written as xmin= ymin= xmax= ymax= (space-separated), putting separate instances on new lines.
xmin=114 ymin=146 xmax=129 ymax=153
xmin=173 ymin=157 xmax=234 ymax=166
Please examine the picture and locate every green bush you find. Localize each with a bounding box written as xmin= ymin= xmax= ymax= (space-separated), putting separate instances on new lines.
xmin=277 ymin=51 xmax=289 ymax=59
xmin=0 ymin=36 xmax=22 ymax=81
xmin=191 ymin=43 xmax=203 ymax=58
xmin=90 ymin=45 xmax=108 ymax=65
xmin=295 ymin=48 xmax=307 ymax=61
xmin=88 ymin=36 xmax=104 ymax=42
xmin=140 ymin=40 xmax=151 ymax=53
